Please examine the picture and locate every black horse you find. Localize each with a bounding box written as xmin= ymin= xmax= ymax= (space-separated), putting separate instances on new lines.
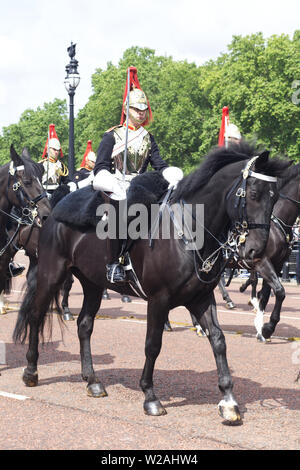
xmin=13 ymin=145 xmax=290 ymax=424
xmin=0 ymin=145 xmax=50 ymax=312
xmin=235 ymin=164 xmax=300 ymax=341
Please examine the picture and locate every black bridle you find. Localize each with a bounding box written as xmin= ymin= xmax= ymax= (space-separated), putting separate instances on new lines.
xmin=0 ymin=164 xmax=48 ymax=256
xmin=226 ymin=156 xmax=273 ymax=240
xmin=169 ymin=157 xmax=278 ymax=283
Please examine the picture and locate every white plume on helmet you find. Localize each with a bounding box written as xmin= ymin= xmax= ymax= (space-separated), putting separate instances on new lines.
xmin=48 ymin=138 xmax=61 ymax=150
xmin=225 ymin=123 xmax=241 ymax=141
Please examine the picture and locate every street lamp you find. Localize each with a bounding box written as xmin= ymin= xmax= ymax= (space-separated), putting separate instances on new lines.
xmin=64 ymin=42 xmax=80 ymax=179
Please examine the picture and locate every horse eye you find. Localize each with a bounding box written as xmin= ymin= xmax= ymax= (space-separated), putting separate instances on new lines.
xmin=250 ymin=190 xmax=257 ymax=200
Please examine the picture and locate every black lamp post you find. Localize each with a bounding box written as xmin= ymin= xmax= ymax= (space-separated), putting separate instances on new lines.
xmin=64 ymin=42 xmax=80 ymax=179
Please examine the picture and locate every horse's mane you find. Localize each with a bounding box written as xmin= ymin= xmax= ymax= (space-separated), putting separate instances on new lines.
xmin=21 ymin=154 xmax=44 ymax=180
xmin=172 ymin=142 xmax=290 ymax=202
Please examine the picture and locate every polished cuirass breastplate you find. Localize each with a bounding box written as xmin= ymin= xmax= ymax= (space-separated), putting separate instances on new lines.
xmin=112 ymin=126 xmax=151 ymax=174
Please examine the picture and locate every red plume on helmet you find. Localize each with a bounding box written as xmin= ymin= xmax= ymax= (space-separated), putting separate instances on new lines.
xmin=120 ymin=66 xmax=153 ymax=126
xmin=80 ymin=140 xmax=93 ymax=167
xmin=218 ymin=106 xmax=229 ymax=147
xmin=41 ymin=123 xmax=63 ymax=159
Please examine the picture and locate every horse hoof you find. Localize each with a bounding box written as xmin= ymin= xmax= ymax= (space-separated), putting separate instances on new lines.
xmin=164 ymin=321 xmax=172 ymax=332
xmin=23 ymin=369 xmax=38 ymax=387
xmin=196 ymin=326 xmax=206 ymax=337
xmin=63 ymin=312 xmax=74 ymax=321
xmin=218 ymin=402 xmax=241 ymax=424
xmin=121 ymin=295 xmax=131 ymax=303
xmin=256 ymin=334 xmax=266 ymax=343
xmin=87 ymin=382 xmax=107 ymax=398
xmin=144 ymin=400 xmax=167 ymax=416
xmin=226 ymin=301 xmax=236 ymax=309
xmin=102 ymin=293 xmax=111 ymax=300
xmin=262 ymin=325 xmax=273 ymax=340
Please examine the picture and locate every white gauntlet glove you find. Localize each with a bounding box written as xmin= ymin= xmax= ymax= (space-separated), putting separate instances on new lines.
xmin=162 ymin=167 xmax=184 ymax=189
xmin=93 ymin=169 xmax=126 ymax=200
xmin=67 ymin=182 xmax=77 ymax=192
xmin=77 ymin=171 xmax=94 ymax=189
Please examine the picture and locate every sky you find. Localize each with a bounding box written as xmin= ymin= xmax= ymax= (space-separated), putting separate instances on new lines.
xmin=0 ymin=0 xmax=299 ymax=131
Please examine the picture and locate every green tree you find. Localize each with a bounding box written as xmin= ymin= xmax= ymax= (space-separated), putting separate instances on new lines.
xmin=0 ymin=98 xmax=69 ymax=164
xmin=199 ymin=32 xmax=300 ymax=159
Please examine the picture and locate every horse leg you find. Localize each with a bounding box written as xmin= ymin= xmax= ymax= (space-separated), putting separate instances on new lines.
xmin=189 ymin=311 xmax=206 ymax=337
xmin=0 ymin=291 xmax=6 ymax=314
xmin=76 ymin=277 xmax=107 ymax=398
xmin=102 ymin=288 xmax=111 ymax=300
xmin=218 ymin=274 xmax=235 ymax=309
xmin=17 ymin=263 xmax=57 ymax=386
xmin=253 ymin=280 xmax=271 ymax=342
xmin=255 ymin=258 xmax=285 ymax=341
xmin=14 ymin=259 xmax=68 ymax=387
xmin=140 ymin=296 xmax=169 ymax=416
xmin=239 ymin=276 xmax=252 ymax=293
xmin=188 ymin=294 xmax=241 ymax=424
xmin=163 ymin=318 xmax=172 ymax=331
xmin=61 ymin=271 xmax=74 ymax=321
xmin=251 ymin=272 xmax=258 ymax=299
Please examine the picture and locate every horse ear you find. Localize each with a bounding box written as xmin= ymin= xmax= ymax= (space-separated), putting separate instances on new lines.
xmin=10 ymin=144 xmax=23 ymax=166
xmin=255 ymin=150 xmax=270 ymax=169
xmin=38 ymin=161 xmax=45 ymax=175
xmin=21 ymin=147 xmax=31 ymax=160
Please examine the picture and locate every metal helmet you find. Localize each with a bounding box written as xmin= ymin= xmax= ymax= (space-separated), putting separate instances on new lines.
xmin=48 ymin=138 xmax=61 ymax=150
xmin=127 ymin=88 xmax=148 ymax=111
xmin=225 ymin=123 xmax=241 ymax=141
xmin=87 ymin=151 xmax=96 ymax=162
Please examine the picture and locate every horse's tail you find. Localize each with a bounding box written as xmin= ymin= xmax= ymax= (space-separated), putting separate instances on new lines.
xmin=13 ymin=263 xmax=64 ymax=344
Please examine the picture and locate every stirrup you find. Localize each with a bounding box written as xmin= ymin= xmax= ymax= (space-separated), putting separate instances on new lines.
xmin=106 ymin=263 xmax=127 ymax=284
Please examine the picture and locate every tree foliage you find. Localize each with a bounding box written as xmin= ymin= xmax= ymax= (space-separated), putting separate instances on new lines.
xmin=1 ymin=32 xmax=300 ymax=171
xmin=0 ymin=99 xmax=69 ymax=164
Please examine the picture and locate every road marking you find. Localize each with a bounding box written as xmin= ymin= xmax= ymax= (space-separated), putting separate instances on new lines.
xmin=218 ymin=309 xmax=300 ymax=322
xmin=0 ymin=391 xmax=29 ymax=401
xmin=131 ymin=302 xmax=300 ymax=322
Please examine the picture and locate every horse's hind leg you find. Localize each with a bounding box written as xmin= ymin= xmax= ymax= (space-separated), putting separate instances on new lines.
xmin=188 ymin=293 xmax=241 ymax=424
xmin=17 ymin=262 xmax=66 ymax=387
xmin=61 ymin=271 xmax=74 ymax=321
xmin=140 ymin=296 xmax=169 ymax=416
xmin=76 ymin=276 xmax=106 ymax=398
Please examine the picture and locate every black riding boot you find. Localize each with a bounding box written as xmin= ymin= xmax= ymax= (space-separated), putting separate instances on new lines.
xmin=106 ymin=238 xmax=127 ymax=284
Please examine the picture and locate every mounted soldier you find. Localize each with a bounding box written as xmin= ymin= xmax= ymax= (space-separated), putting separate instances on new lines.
xmin=92 ymin=66 xmax=183 ymax=283
xmin=40 ymin=124 xmax=69 ymax=196
xmin=72 ymin=140 xmax=96 ymax=186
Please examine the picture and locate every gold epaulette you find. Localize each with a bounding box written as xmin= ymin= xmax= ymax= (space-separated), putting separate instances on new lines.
xmin=58 ymin=161 xmax=69 ymax=177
